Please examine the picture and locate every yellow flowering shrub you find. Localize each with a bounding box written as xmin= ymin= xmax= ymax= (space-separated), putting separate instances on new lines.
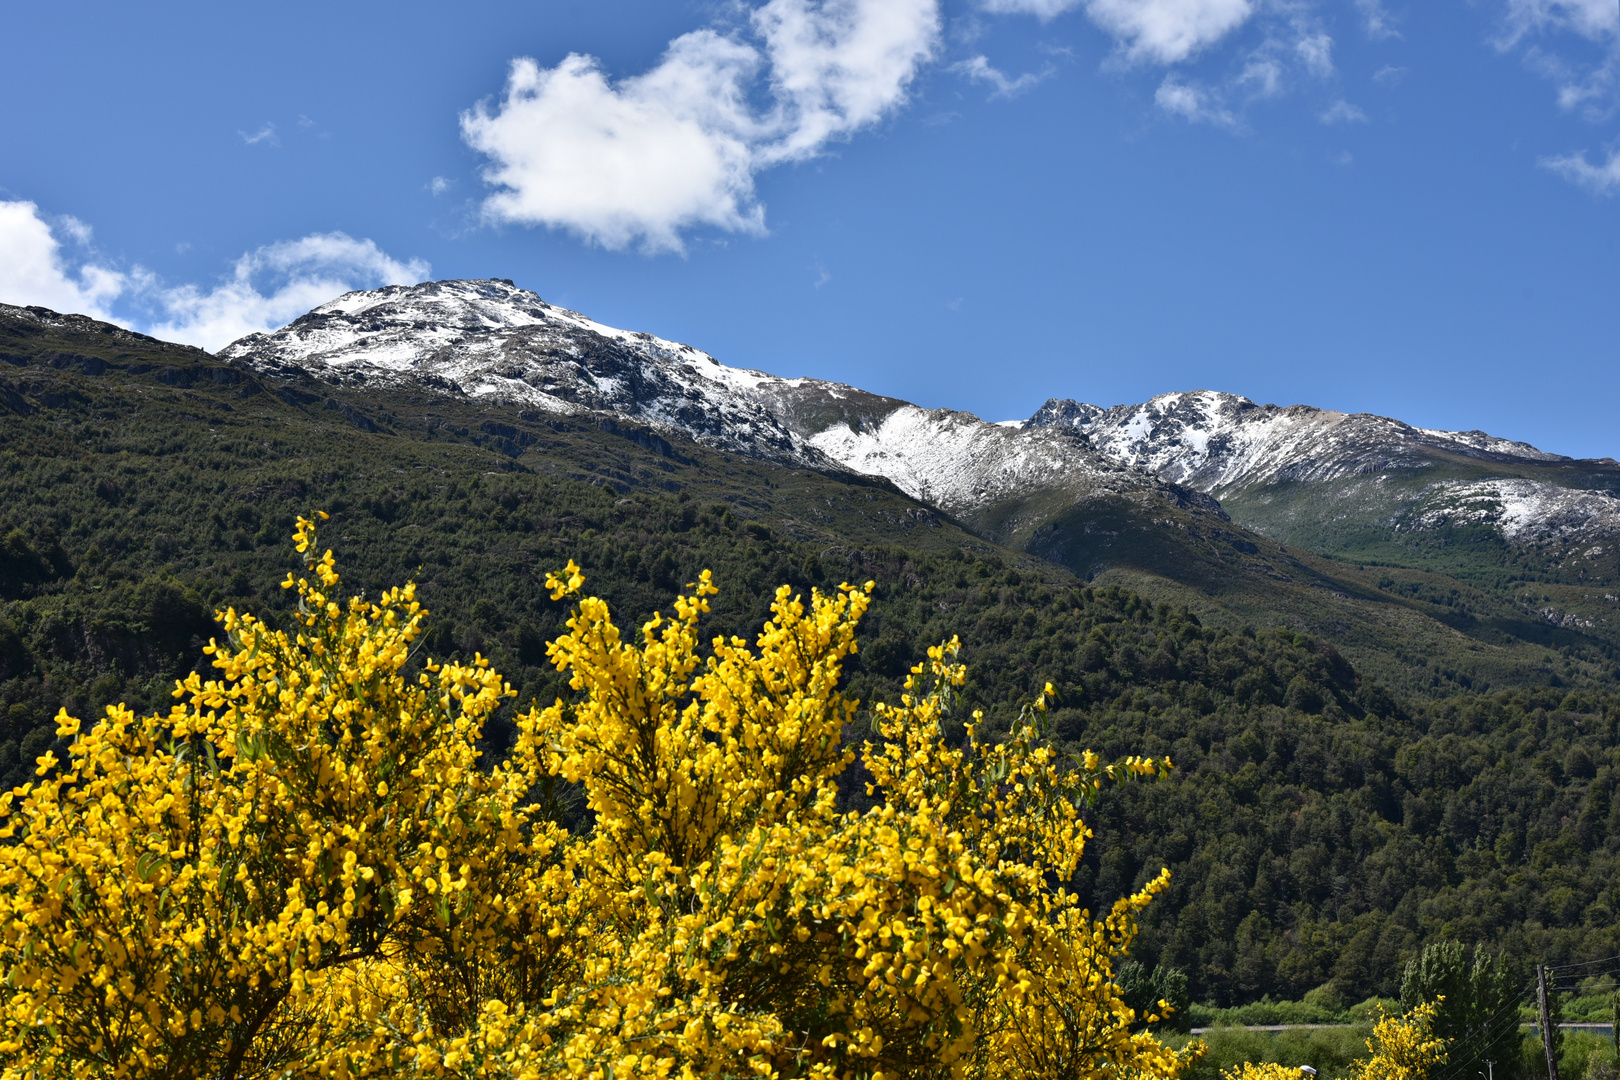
xmin=0 ymin=515 xmax=567 ymax=1079
xmin=1220 ymin=1001 xmax=1447 ymax=1080
xmin=1346 ymin=1001 xmax=1447 ymax=1080
xmin=1220 ymin=1065 xmax=1304 ymax=1080
xmin=0 ymin=519 xmax=1200 ymax=1080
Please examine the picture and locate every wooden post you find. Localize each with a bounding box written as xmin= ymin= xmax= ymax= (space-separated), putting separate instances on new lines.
xmin=1538 ymin=964 xmax=1559 ymax=1080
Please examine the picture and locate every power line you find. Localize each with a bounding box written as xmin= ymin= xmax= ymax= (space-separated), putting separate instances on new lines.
xmin=1424 ymin=982 xmax=1538 ymax=1080
xmin=1549 ymin=955 xmax=1620 ymax=974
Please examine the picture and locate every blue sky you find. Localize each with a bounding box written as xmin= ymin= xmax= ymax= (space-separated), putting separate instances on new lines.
xmin=1 ymin=0 xmax=1615 ymax=456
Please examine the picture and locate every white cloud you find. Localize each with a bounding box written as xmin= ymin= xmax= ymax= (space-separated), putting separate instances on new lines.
xmin=979 ymin=0 xmax=1082 ymax=20
xmin=1238 ymin=56 xmax=1284 ymax=97
xmin=1355 ymin=0 xmax=1402 ymax=40
xmin=146 ymin=234 xmax=429 ymax=351
xmin=754 ymin=0 xmax=942 ymax=162
xmin=951 ymin=55 xmax=1053 ymax=97
xmin=1084 ymin=0 xmax=1255 ymax=65
xmin=0 ymin=200 xmax=427 ymax=351
xmin=0 ymin=200 xmax=125 ymax=319
xmin=987 ymin=0 xmax=1273 ymax=67
xmin=1372 ymin=64 xmax=1408 ymax=85
xmin=462 ymin=39 xmax=763 ymax=254
xmin=1541 ymin=147 xmax=1620 ymax=193
xmin=462 ymin=0 xmax=939 ymax=254
xmin=429 ymin=176 xmax=455 ymax=196
xmin=1293 ymin=30 xmax=1334 ymax=77
xmin=1155 ymin=75 xmax=1237 ymax=126
xmin=240 ymin=122 xmax=278 ymax=146
xmin=1499 ymin=0 xmax=1619 ymax=118
xmin=1320 ymin=99 xmax=1369 ymax=123
xmin=1505 ymin=0 xmax=1619 ymax=44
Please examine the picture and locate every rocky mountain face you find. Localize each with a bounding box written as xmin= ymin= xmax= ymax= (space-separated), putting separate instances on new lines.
xmin=219 ymin=279 xmax=811 ymax=464
xmin=1024 ymin=390 xmax=1620 ymax=551
xmin=220 ymin=280 xmax=1619 ymax=609
xmin=220 ymin=280 xmax=1226 ymax=549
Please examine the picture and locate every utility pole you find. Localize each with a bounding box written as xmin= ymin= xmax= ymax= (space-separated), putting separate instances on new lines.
xmin=1539 ymin=964 xmax=1559 ymax=1080
xmin=1483 ymin=1060 xmax=1494 ymax=1080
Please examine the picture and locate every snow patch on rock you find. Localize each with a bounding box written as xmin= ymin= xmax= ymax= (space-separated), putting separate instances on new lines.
xmin=1411 ymin=479 xmax=1620 ymax=543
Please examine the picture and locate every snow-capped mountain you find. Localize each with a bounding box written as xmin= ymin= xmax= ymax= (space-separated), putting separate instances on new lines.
xmin=1023 ymin=390 xmax=1620 ymax=546
xmin=221 ymin=280 xmax=1619 ymax=554
xmin=220 ymin=279 xmax=1207 ymax=526
xmin=1025 ymin=391 xmax=1569 ymax=489
xmin=220 ymin=279 xmax=813 ymax=464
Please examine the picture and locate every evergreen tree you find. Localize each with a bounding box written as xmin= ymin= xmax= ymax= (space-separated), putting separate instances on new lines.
xmin=1401 ymin=943 xmax=1527 ymax=1080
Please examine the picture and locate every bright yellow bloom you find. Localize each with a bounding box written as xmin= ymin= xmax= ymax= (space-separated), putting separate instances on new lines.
xmin=1347 ymin=1000 xmax=1448 ymax=1080
xmin=0 ymin=517 xmax=1197 ymax=1080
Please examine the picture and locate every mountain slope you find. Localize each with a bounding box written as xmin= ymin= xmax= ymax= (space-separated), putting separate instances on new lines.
xmin=218 ymin=279 xmax=1251 ymax=583
xmin=10 ymin=299 xmax=1620 ymax=1011
xmin=210 ymin=281 xmax=1620 ymax=693
xmin=1025 ymin=391 xmax=1620 ymax=650
xmin=1026 ymin=390 xmax=1620 ymax=550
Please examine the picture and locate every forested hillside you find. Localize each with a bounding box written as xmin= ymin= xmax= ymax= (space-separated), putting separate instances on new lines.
xmin=3 ymin=304 xmax=1617 ymax=1008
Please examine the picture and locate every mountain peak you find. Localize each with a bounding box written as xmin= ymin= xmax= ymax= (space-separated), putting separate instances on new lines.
xmin=219 ymin=280 xmax=1615 ymax=552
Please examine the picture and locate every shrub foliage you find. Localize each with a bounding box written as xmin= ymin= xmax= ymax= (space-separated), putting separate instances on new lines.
xmin=0 ymin=521 xmax=1197 ymax=1080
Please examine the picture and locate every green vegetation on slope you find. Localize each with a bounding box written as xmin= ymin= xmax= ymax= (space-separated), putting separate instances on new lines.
xmin=3 ymin=305 xmax=1619 ymax=1017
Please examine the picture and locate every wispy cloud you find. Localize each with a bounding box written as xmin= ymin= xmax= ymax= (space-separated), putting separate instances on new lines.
xmin=1372 ymin=64 xmax=1408 ymax=86
xmin=0 ymin=200 xmax=428 ymax=351
xmin=1320 ymin=99 xmax=1369 ymax=124
xmin=461 ymin=0 xmax=941 ymax=254
xmin=429 ymin=176 xmax=455 ymax=196
xmin=1355 ymin=0 xmax=1402 ymax=40
xmin=1498 ymin=0 xmax=1619 ymax=120
xmin=1540 ymin=146 xmax=1620 ymax=193
xmin=239 ymin=122 xmax=278 ymax=146
xmin=978 ymin=0 xmax=1081 ymax=20
xmin=1504 ymin=0 xmax=1618 ymax=45
xmin=952 ymin=54 xmax=1053 ymax=97
xmin=1293 ymin=27 xmax=1334 ymax=78
xmin=1155 ymin=75 xmax=1237 ymax=127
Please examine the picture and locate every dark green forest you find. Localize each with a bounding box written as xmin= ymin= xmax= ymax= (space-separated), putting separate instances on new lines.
xmin=3 ymin=305 xmax=1617 ymax=1014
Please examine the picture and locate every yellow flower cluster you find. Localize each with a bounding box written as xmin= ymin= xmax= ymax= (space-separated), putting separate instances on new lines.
xmin=1346 ymin=1001 xmax=1447 ymax=1080
xmin=0 ymin=519 xmax=1198 ymax=1080
xmin=1221 ymin=1000 xmax=1448 ymax=1080
xmin=1220 ymin=1066 xmax=1307 ymax=1080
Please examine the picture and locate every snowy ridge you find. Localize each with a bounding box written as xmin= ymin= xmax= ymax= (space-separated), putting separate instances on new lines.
xmin=804 ymin=404 xmax=1147 ymax=514
xmin=220 ymin=279 xmax=1170 ymax=519
xmin=1410 ymin=479 xmax=1620 ymax=544
xmin=1024 ymin=390 xmax=1617 ymax=545
xmin=221 ymin=279 xmax=818 ymax=463
xmin=1026 ymin=390 xmax=1571 ymax=492
xmin=220 ymin=281 xmax=1616 ymax=549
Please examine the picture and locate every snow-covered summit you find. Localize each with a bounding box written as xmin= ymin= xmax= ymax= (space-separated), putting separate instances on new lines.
xmin=1024 ymin=390 xmax=1620 ymax=544
xmin=221 ymin=279 xmax=818 ymax=463
xmin=220 ymin=279 xmax=1177 ymax=520
xmin=1026 ymin=390 xmax=1571 ymax=491
xmin=220 ymin=282 xmax=1618 ymax=549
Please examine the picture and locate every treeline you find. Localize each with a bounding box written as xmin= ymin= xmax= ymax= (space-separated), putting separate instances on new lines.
xmin=1069 ymin=684 xmax=1620 ymax=1005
